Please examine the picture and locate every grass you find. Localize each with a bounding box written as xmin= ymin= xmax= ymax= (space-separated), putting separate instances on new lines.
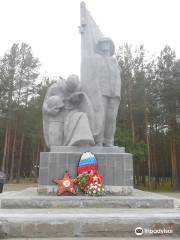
xmin=136 ymin=177 xmax=180 ymax=192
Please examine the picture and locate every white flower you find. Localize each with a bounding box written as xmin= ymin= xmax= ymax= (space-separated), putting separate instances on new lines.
xmin=93 ymin=190 xmax=96 ymax=194
xmin=94 ymin=185 xmax=97 ymax=189
xmin=97 ymin=188 xmax=100 ymax=191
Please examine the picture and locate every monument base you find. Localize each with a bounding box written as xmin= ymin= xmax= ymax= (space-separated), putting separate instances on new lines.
xmin=0 ymin=188 xmax=179 ymax=238
xmin=38 ymin=146 xmax=133 ymax=194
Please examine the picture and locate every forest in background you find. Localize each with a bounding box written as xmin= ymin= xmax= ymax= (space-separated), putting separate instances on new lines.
xmin=0 ymin=43 xmax=180 ymax=190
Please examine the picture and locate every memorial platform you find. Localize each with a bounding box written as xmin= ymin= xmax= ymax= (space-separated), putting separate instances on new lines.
xmin=0 ymin=187 xmax=179 ymax=238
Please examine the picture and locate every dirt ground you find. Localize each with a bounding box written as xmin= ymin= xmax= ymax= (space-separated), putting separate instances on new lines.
xmin=3 ymin=183 xmax=37 ymax=192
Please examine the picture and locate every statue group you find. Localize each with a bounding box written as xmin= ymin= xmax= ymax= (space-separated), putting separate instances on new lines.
xmin=43 ymin=2 xmax=121 ymax=148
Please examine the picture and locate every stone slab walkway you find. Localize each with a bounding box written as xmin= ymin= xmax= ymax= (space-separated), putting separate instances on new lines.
xmin=0 ymin=186 xmax=180 ymax=238
xmin=4 ymin=238 xmax=179 ymax=240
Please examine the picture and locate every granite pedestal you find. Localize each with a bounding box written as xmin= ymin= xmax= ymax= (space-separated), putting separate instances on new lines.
xmin=38 ymin=146 xmax=133 ymax=194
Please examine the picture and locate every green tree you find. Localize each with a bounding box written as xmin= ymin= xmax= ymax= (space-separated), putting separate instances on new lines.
xmin=156 ymin=46 xmax=180 ymax=189
xmin=0 ymin=43 xmax=40 ymax=179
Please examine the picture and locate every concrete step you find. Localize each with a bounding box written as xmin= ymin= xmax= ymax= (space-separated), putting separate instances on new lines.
xmin=0 ymin=188 xmax=174 ymax=209
xmin=1 ymin=195 xmax=174 ymax=209
xmin=3 ymin=238 xmax=178 ymax=240
xmin=0 ymin=208 xmax=180 ymax=238
xmin=0 ymin=191 xmax=18 ymax=197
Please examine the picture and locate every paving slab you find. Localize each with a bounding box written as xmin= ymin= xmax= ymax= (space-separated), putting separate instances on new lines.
xmin=0 ymin=208 xmax=180 ymax=237
xmin=0 ymin=188 xmax=179 ymax=238
xmin=4 ymin=238 xmax=179 ymax=240
xmin=5 ymin=238 xmax=179 ymax=240
xmin=0 ymin=188 xmax=174 ymax=209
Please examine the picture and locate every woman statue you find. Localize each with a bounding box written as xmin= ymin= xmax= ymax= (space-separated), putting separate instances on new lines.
xmin=43 ymin=75 xmax=95 ymax=147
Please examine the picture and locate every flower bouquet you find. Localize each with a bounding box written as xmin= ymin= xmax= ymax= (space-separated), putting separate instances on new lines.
xmin=77 ymin=172 xmax=106 ymax=196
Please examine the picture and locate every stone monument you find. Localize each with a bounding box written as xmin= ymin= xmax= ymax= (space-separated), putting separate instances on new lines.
xmin=80 ymin=2 xmax=121 ymax=147
xmin=0 ymin=4 xmax=178 ymax=239
xmin=38 ymin=2 xmax=133 ymax=194
xmin=42 ymin=74 xmax=94 ymax=147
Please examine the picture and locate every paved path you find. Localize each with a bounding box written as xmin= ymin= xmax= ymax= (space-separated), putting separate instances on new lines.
xmin=3 ymin=183 xmax=37 ymax=192
xmin=0 ymin=188 xmax=180 ymax=238
xmin=4 ymin=238 xmax=179 ymax=240
xmin=159 ymin=192 xmax=180 ymax=199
